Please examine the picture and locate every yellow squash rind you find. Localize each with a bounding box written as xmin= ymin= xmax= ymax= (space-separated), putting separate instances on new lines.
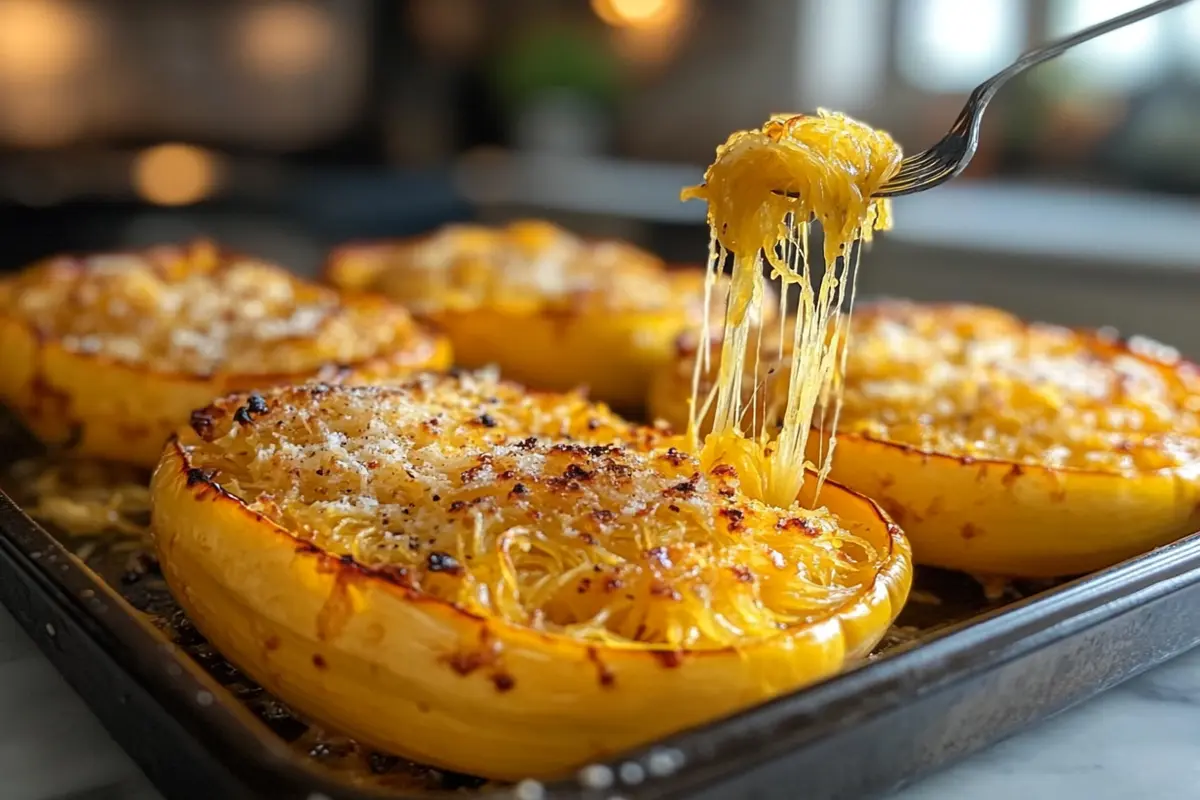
xmin=151 ymin=440 xmax=910 ymax=780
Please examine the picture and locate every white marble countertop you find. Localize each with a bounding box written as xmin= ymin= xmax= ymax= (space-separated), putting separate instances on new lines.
xmin=3 ymin=600 xmax=1197 ymax=800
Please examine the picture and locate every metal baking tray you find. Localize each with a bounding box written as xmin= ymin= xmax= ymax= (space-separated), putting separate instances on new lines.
xmin=3 ymin=413 xmax=1200 ymax=800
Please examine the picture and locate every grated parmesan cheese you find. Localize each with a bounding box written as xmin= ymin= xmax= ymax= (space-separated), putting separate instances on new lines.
xmin=177 ymin=372 xmax=880 ymax=649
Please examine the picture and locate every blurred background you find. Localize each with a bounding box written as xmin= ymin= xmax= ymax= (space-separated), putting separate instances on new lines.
xmin=0 ymin=0 xmax=1198 ymax=349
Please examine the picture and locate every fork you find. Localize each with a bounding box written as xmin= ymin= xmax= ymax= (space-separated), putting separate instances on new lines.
xmin=781 ymin=0 xmax=1195 ymax=199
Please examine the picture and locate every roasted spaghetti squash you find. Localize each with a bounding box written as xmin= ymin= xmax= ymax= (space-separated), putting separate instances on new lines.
xmin=680 ymin=110 xmax=902 ymax=509
xmin=651 ymin=301 xmax=1200 ymax=578
xmin=150 ymin=372 xmax=910 ymax=779
xmin=325 ymin=219 xmax=771 ymax=410
xmin=0 ymin=240 xmax=451 ymax=467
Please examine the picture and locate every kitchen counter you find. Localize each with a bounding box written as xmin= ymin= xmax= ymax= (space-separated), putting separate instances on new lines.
xmin=2 ymin=602 xmax=1197 ymax=800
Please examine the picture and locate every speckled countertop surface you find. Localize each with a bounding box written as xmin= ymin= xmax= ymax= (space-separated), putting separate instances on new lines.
xmin=3 ymin=600 xmax=1198 ymax=800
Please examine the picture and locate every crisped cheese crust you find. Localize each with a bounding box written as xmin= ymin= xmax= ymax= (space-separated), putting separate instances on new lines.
xmin=328 ymin=219 xmax=735 ymax=318
xmin=682 ymin=302 xmax=1200 ymax=474
xmin=0 ymin=240 xmax=421 ymax=376
xmin=178 ymin=372 xmax=882 ymax=649
xmin=839 ymin=303 xmax=1200 ymax=472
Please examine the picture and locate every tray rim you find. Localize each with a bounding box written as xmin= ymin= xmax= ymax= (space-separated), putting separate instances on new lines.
xmin=3 ymin=481 xmax=1200 ymax=800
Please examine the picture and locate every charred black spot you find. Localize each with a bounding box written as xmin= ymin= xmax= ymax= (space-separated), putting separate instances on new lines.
xmin=312 ymin=654 xmax=327 ymax=669
xmin=563 ymin=463 xmax=592 ymax=481
xmin=477 ymin=413 xmax=497 ymax=428
xmin=777 ymin=516 xmax=817 ymax=536
xmin=427 ymin=551 xmax=462 ymax=573
xmin=232 ymin=406 xmax=254 ymax=425
xmin=578 ymin=577 xmax=592 ymax=593
xmin=185 ymin=467 xmax=216 ymax=487
xmin=246 ymin=393 xmax=269 ymax=415
xmin=719 ymin=507 xmax=745 ymax=531
xmin=491 ymin=673 xmax=516 ymax=692
xmin=669 ymin=474 xmax=701 ymax=495
xmin=602 ymin=459 xmax=634 ymax=478
xmin=189 ymin=408 xmax=218 ymax=440
xmin=448 ymin=500 xmax=467 ymax=513
xmin=516 ymin=436 xmax=539 ymax=451
xmin=587 ymin=418 xmax=601 ymax=431
xmin=587 ymin=645 xmax=616 ymax=688
xmin=591 ymin=509 xmax=614 ymax=523
xmin=339 ymin=554 xmax=355 ymax=566
xmin=510 ymin=483 xmax=527 ymax=495
xmin=662 ymin=447 xmax=687 ymax=466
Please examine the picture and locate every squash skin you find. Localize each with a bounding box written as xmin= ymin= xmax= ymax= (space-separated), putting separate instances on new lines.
xmin=325 ymin=223 xmax=774 ymax=411
xmin=648 ymin=302 xmax=1200 ymax=578
xmin=150 ymin=389 xmax=910 ymax=780
xmin=0 ymin=243 xmax=451 ymax=467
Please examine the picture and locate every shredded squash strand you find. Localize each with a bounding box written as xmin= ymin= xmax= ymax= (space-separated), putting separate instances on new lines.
xmin=682 ymin=110 xmax=902 ymax=508
xmin=178 ymin=374 xmax=885 ymax=650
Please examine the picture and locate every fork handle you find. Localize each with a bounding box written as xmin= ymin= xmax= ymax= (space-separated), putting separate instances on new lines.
xmin=974 ymin=0 xmax=1193 ymax=107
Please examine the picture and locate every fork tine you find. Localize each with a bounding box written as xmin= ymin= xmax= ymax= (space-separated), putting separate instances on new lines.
xmin=893 ymin=150 xmax=942 ymax=174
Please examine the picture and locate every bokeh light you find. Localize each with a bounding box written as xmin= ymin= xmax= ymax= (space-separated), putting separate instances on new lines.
xmin=0 ymin=0 xmax=94 ymax=81
xmin=131 ymin=144 xmax=221 ymax=206
xmin=234 ymin=1 xmax=334 ymax=79
xmin=591 ymin=0 xmax=685 ymax=31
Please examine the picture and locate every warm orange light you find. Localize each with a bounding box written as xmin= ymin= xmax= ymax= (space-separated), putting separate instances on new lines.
xmin=591 ymin=0 xmax=684 ymax=30
xmin=132 ymin=144 xmax=219 ymax=207
xmin=235 ymin=1 xmax=334 ymax=78
xmin=0 ymin=90 xmax=82 ymax=147
xmin=0 ymin=0 xmax=94 ymax=81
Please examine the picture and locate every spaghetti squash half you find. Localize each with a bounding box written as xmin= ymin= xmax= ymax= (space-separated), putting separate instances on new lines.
xmin=651 ymin=301 xmax=1200 ymax=578
xmin=325 ymin=219 xmax=771 ymax=410
xmin=150 ymin=372 xmax=910 ymax=779
xmin=0 ymin=240 xmax=451 ymax=467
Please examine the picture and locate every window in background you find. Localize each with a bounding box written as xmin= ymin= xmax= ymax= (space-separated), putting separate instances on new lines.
xmin=795 ymin=0 xmax=888 ymax=110
xmin=895 ymin=0 xmax=1026 ymax=92
xmin=1049 ymin=0 xmax=1167 ymax=91
xmin=1182 ymin=1 xmax=1200 ymax=73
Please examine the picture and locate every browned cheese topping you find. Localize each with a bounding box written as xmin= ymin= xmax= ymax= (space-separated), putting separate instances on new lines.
xmin=0 ymin=240 xmax=420 ymax=376
xmin=178 ymin=372 xmax=878 ymax=649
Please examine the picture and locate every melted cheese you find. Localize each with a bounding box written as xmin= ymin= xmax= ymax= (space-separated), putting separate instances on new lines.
xmin=682 ymin=110 xmax=902 ymax=507
xmin=178 ymin=373 xmax=879 ymax=649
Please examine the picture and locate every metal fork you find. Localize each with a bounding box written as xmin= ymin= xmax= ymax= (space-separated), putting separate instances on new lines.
xmin=782 ymin=0 xmax=1195 ymax=200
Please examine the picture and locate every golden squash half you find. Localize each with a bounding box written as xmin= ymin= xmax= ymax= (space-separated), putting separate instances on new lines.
xmin=0 ymin=240 xmax=451 ymax=467
xmin=650 ymin=301 xmax=1200 ymax=578
xmin=150 ymin=372 xmax=910 ymax=780
xmin=325 ymin=219 xmax=773 ymax=411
